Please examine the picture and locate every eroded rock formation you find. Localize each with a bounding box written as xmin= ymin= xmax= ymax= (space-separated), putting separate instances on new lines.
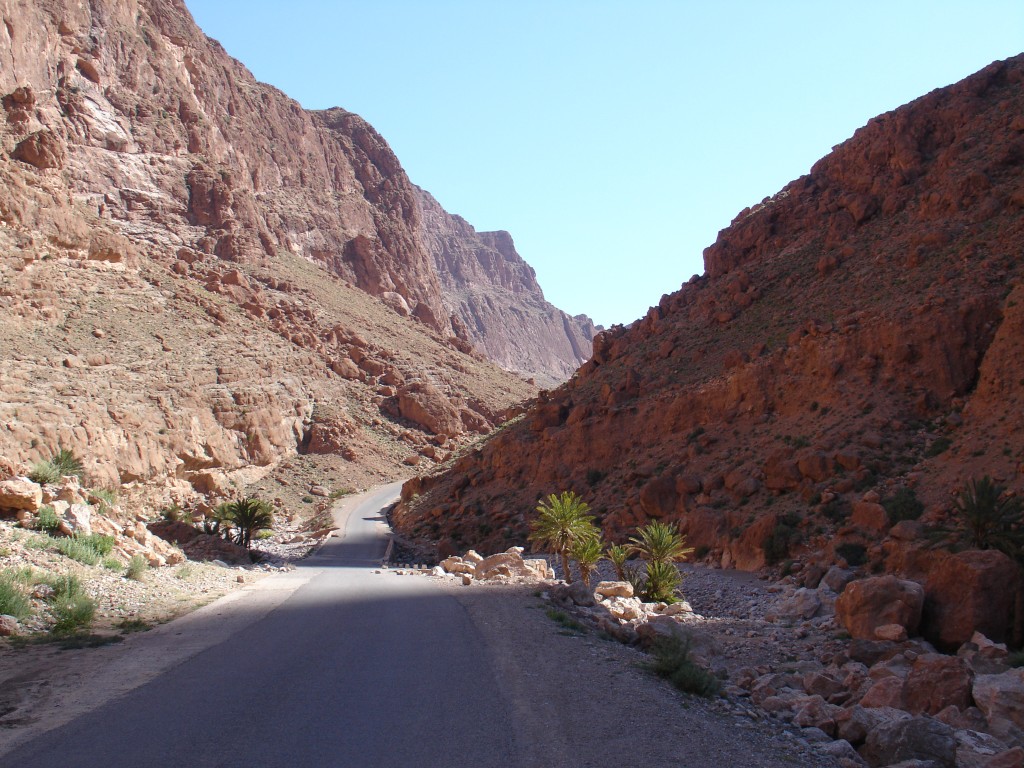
xmin=395 ymin=55 xmax=1024 ymax=622
xmin=416 ymin=187 xmax=598 ymax=385
xmin=0 ymin=0 xmax=558 ymax=505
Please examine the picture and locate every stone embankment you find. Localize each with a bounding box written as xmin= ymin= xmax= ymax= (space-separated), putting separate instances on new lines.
xmin=421 ymin=546 xmax=1024 ymax=768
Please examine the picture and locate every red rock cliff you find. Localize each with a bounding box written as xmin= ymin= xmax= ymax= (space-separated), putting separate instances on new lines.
xmin=395 ymin=55 xmax=1024 ymax=578
xmin=416 ymin=187 xmax=598 ymax=385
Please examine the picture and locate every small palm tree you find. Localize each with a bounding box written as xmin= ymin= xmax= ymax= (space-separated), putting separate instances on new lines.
xmin=528 ymin=491 xmax=596 ymax=584
xmin=222 ymin=496 xmax=274 ymax=549
xmin=629 ymin=521 xmax=694 ymax=564
xmin=570 ymin=534 xmax=605 ymax=589
xmin=952 ymin=476 xmax=1023 ymax=554
xmin=203 ymin=503 xmax=234 ymax=538
xmin=606 ymin=543 xmax=633 ymax=581
xmin=643 ymin=560 xmax=684 ymax=603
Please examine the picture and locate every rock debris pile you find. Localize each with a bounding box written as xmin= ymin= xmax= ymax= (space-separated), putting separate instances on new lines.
xmin=420 ymin=547 xmax=1024 ymax=768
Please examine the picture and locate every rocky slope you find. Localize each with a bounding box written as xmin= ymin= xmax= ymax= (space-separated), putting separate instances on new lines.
xmin=395 ymin=55 xmax=1024 ymax=643
xmin=416 ymin=187 xmax=598 ymax=385
xmin=0 ymin=0 xmax=557 ymax=510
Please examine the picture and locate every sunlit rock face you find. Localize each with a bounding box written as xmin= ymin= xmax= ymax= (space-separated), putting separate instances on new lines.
xmin=395 ymin=56 xmax=1024 ymax=586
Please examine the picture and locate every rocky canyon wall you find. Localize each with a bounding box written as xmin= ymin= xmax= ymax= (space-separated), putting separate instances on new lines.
xmin=395 ymin=55 xmax=1024 ymax=587
xmin=416 ymin=187 xmax=598 ymax=385
xmin=0 ymin=0 xmax=559 ymax=505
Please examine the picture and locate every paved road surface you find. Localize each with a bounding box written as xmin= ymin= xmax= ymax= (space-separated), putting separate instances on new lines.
xmin=3 ymin=485 xmax=837 ymax=768
xmin=3 ymin=483 xmax=517 ymax=768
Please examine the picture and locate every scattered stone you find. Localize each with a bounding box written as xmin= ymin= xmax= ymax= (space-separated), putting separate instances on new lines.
xmin=595 ymin=580 xmax=634 ymax=599
xmin=972 ymin=669 xmax=1024 ymax=741
xmin=876 ymin=624 xmax=909 ymax=642
xmin=0 ymin=615 xmax=18 ymax=636
xmin=861 ymin=716 xmax=957 ymax=768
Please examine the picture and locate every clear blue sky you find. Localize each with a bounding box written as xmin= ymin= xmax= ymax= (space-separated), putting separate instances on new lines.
xmin=184 ymin=1 xmax=1023 ymax=328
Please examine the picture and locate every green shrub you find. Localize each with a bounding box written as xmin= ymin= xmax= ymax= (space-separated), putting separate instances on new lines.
xmin=1007 ymin=650 xmax=1024 ymax=668
xmin=102 ymin=557 xmax=123 ymax=571
xmin=35 ymin=505 xmax=61 ymax=533
xmin=645 ymin=636 xmax=720 ymax=697
xmin=605 ymin=543 xmax=632 ymax=581
xmin=0 ymin=571 xmax=32 ymax=620
xmin=125 ymin=555 xmax=149 ymax=581
xmin=764 ymin=513 xmax=802 ymax=564
xmin=544 ymin=607 xmax=586 ymax=634
xmin=47 ymin=574 xmax=95 ymax=635
xmin=925 ymin=436 xmax=952 ymax=458
xmin=28 ymin=461 xmax=60 ymax=485
xmin=82 ymin=534 xmax=114 ymax=556
xmin=53 ymin=537 xmax=100 ymax=565
xmin=836 ymin=542 xmax=867 ymax=567
xmin=161 ymin=503 xmax=186 ymax=523
xmin=624 ymin=561 xmax=684 ymax=604
xmin=117 ymin=618 xmax=150 ymax=633
xmin=255 ymin=529 xmax=275 ymax=540
xmin=51 ymin=594 xmax=96 ymax=635
xmin=29 ymin=447 xmax=84 ymax=485
xmin=52 ymin=533 xmax=114 ymax=565
xmin=822 ymin=497 xmax=851 ymax=523
xmin=883 ymin=487 xmax=924 ymax=522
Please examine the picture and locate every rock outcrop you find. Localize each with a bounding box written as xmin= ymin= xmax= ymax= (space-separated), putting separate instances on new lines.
xmin=416 ymin=187 xmax=598 ymax=384
xmin=0 ymin=0 xmax=589 ymax=502
xmin=394 ymin=54 xmax=1024 ymax=635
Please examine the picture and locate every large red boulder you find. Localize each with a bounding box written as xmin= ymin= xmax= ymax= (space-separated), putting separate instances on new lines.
xmin=902 ymin=654 xmax=974 ymax=716
xmin=836 ymin=575 xmax=924 ymax=640
xmin=922 ymin=549 xmax=1022 ymax=650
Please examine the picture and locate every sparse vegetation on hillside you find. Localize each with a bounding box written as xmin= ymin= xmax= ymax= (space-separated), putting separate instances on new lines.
xmin=35 ymin=505 xmax=61 ymax=534
xmin=0 ymin=569 xmax=33 ymax=620
xmin=126 ymin=554 xmax=149 ymax=581
xmin=883 ymin=487 xmax=924 ymax=523
xmin=48 ymin=573 xmax=96 ymax=636
xmin=28 ymin=447 xmax=84 ymax=485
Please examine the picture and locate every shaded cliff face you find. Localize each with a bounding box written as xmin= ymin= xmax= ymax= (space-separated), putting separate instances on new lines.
xmin=395 ymin=56 xmax=1024 ymax=575
xmin=0 ymin=0 xmax=536 ymax=505
xmin=416 ymin=187 xmax=598 ymax=385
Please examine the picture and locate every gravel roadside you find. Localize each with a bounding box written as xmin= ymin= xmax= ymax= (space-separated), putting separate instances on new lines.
xmin=437 ymin=575 xmax=842 ymax=768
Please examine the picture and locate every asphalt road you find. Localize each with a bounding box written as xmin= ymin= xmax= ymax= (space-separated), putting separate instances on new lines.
xmin=4 ymin=483 xmax=519 ymax=768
